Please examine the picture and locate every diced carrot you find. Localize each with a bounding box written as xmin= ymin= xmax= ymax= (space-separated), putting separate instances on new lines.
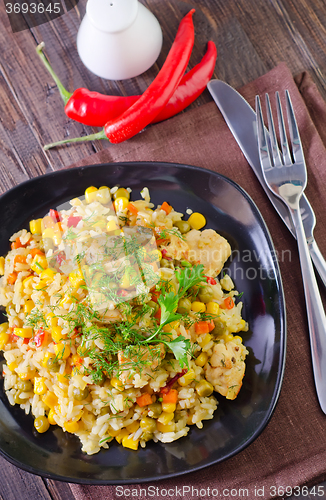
xmin=127 ymin=203 xmax=138 ymax=215
xmin=14 ymin=255 xmax=27 ymax=264
xmin=195 ymin=321 xmax=210 ymax=334
xmin=162 ymin=388 xmax=178 ymax=404
xmin=7 ymin=272 xmax=18 ymax=285
xmin=11 ymin=238 xmax=22 ymax=250
xmin=154 ymin=307 xmax=161 ymax=320
xmin=151 ymin=290 xmax=161 ymax=303
xmin=136 ymin=393 xmax=153 ymax=407
xmin=29 ymin=248 xmax=44 ymax=258
xmin=207 ymin=319 xmax=215 ymax=332
xmin=223 ymin=297 xmax=234 ymax=310
xmin=161 ymin=202 xmax=172 ymax=215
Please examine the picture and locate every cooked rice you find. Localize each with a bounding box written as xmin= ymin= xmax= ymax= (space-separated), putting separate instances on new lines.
xmin=0 ymin=185 xmax=248 ymax=454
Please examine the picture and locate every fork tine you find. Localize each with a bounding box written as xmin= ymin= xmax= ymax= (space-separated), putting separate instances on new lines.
xmin=255 ymin=95 xmax=272 ymax=172
xmin=265 ymin=93 xmax=282 ymax=167
xmin=275 ymin=91 xmax=292 ymax=166
xmin=285 ymin=90 xmax=305 ymax=165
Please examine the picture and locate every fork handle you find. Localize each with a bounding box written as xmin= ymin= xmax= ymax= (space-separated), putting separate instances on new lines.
xmin=291 ymin=205 xmax=326 ymax=413
xmin=308 ymin=239 xmax=326 ymax=289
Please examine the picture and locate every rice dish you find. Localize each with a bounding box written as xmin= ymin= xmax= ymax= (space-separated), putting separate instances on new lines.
xmin=0 ymin=185 xmax=248 ymax=454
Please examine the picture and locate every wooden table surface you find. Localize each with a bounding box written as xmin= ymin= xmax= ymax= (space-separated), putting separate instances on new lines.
xmin=1 ymin=0 xmax=326 ymax=498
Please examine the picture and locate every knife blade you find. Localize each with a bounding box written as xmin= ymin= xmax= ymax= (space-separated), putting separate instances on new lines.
xmin=207 ymin=79 xmax=326 ymax=288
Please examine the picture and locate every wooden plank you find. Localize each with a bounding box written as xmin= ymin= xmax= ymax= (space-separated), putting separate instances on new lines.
xmin=45 ymin=479 xmax=76 ymax=500
xmin=0 ymin=455 xmax=52 ymax=500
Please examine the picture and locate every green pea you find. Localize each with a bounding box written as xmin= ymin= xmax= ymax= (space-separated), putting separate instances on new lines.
xmin=173 ymin=221 xmax=191 ymax=234
xmin=212 ymin=319 xmax=225 ymax=336
xmin=147 ymin=402 xmax=162 ymax=418
xmin=160 ymin=258 xmax=174 ymax=269
xmin=198 ymin=286 xmax=214 ymax=303
xmin=17 ymin=380 xmax=33 ymax=392
xmin=113 ymin=188 xmax=130 ymax=200
xmin=46 ymin=357 xmax=60 ymax=372
xmin=14 ymin=392 xmax=27 ymax=404
xmin=147 ymin=300 xmax=159 ymax=315
xmin=72 ymin=386 xmax=89 ymax=401
xmin=177 ymin=297 xmax=192 ymax=314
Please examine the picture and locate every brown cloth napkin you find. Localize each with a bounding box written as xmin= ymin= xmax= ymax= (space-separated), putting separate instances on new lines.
xmin=69 ymin=62 xmax=326 ymax=500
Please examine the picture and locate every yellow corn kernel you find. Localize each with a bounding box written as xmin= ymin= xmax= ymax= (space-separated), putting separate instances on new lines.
xmin=163 ymin=320 xmax=180 ymax=333
xmin=234 ymin=334 xmax=243 ymax=342
xmin=206 ymin=301 xmax=220 ymax=316
xmin=119 ymin=269 xmax=137 ymax=289
xmin=29 ymin=218 xmax=43 ymax=234
xmin=51 ymin=325 xmax=64 ymax=343
xmin=46 ymin=312 xmax=58 ymax=329
xmin=52 ymin=231 xmax=62 ymax=246
xmin=195 ymin=352 xmax=209 ymax=367
xmin=13 ymin=327 xmax=33 ymax=339
xmin=42 ymin=352 xmax=52 ymax=368
xmin=114 ymin=197 xmax=129 ymax=212
xmin=0 ymin=329 xmax=9 ymax=350
xmin=0 ymin=256 xmax=5 ymax=276
xmin=157 ymin=411 xmax=174 ymax=425
xmin=115 ymin=428 xmax=129 ymax=444
xmin=40 ymin=268 xmax=56 ymax=283
xmin=31 ymin=254 xmax=48 ymax=274
xmin=69 ymin=269 xmax=85 ymax=289
xmin=161 ymin=402 xmax=176 ymax=413
xmin=34 ymin=376 xmax=47 ymax=395
xmin=178 ymin=368 xmax=196 ymax=387
xmin=197 ymin=333 xmax=212 ymax=348
xmin=56 ymin=374 xmax=69 ymax=384
xmin=64 ymin=420 xmax=79 ymax=433
xmin=42 ymin=391 xmax=58 ymax=409
xmin=191 ymin=301 xmax=206 ymax=313
xmin=188 ymin=212 xmax=206 ymax=230
xmin=42 ymin=228 xmax=55 ymax=240
xmin=71 ymin=354 xmax=82 ymax=365
xmin=107 ymin=426 xmax=120 ymax=437
xmin=156 ymin=421 xmax=175 ymax=433
xmin=122 ymin=435 xmax=139 ymax=450
xmin=17 ymin=371 xmax=35 ymax=380
xmin=230 ymin=320 xmax=246 ymax=333
xmin=48 ymin=409 xmax=57 ymax=425
xmin=34 ymin=279 xmax=48 ymax=290
xmin=59 ymin=295 xmax=72 ymax=307
xmin=97 ymin=186 xmax=111 ymax=204
xmin=106 ymin=219 xmax=119 ymax=232
xmin=7 ymin=361 xmax=17 ymax=372
xmin=126 ymin=421 xmax=140 ymax=434
xmin=111 ymin=377 xmax=124 ymax=391
xmin=22 ymin=276 xmax=34 ymax=289
xmin=85 ymin=186 xmax=98 ymax=204
xmin=23 ymin=299 xmax=35 ymax=315
xmin=54 ymin=342 xmax=70 ymax=360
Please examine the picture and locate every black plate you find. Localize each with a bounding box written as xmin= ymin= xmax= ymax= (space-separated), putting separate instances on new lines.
xmin=0 ymin=162 xmax=286 ymax=484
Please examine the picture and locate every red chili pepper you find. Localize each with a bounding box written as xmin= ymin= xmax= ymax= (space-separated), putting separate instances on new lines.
xmin=67 ymin=215 xmax=82 ymax=227
xmin=43 ymin=10 xmax=196 ymax=149
xmin=34 ymin=329 xmax=45 ymax=347
xmin=56 ymin=251 xmax=66 ymax=266
xmin=161 ymin=369 xmax=187 ymax=394
xmin=205 ymin=276 xmax=217 ymax=285
xmin=49 ymin=209 xmax=61 ymax=222
xmin=37 ymin=39 xmax=216 ymax=128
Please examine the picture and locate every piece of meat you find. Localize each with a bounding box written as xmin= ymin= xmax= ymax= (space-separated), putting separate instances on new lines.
xmin=204 ymin=339 xmax=248 ymax=400
xmin=186 ymin=229 xmax=231 ymax=276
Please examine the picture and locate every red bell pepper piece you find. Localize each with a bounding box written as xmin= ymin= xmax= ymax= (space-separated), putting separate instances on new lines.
xmin=34 ymin=329 xmax=45 ymax=347
xmin=49 ymin=209 xmax=61 ymax=222
xmin=67 ymin=215 xmax=82 ymax=227
xmin=205 ymin=276 xmax=217 ymax=285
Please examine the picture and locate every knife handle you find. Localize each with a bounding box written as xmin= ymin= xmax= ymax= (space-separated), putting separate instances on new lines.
xmin=309 ymin=239 xmax=326 ymax=289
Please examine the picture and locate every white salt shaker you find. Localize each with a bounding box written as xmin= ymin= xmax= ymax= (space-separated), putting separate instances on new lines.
xmin=76 ymin=0 xmax=163 ymax=80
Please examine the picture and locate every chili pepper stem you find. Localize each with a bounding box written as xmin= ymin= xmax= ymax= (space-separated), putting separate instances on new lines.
xmin=36 ymin=42 xmax=72 ymax=106
xmin=43 ymin=129 xmax=108 ymax=151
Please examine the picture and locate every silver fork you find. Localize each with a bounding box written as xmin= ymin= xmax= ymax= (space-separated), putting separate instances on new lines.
xmin=256 ymin=91 xmax=326 ymax=414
